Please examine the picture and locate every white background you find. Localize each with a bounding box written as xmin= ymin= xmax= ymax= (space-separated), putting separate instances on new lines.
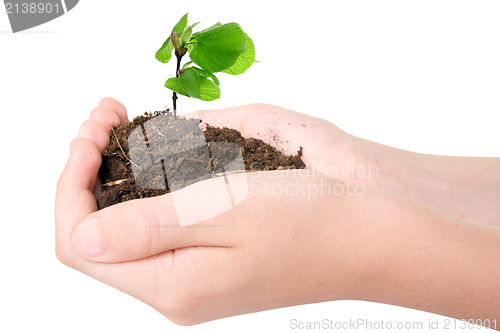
xmin=1 ymin=0 xmax=499 ymax=332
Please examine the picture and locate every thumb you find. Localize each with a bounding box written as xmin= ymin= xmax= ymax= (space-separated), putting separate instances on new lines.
xmin=70 ymin=175 xmax=243 ymax=263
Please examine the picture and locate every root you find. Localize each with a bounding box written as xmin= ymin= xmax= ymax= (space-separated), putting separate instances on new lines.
xmin=111 ymin=127 xmax=142 ymax=171
xmin=102 ymin=178 xmax=132 ymax=187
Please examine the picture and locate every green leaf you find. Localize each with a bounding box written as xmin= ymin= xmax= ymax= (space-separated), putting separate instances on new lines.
xmin=190 ymin=23 xmax=247 ymax=72
xmin=165 ymin=67 xmax=220 ymax=101
xmin=155 ymin=38 xmax=174 ymax=63
xmin=172 ymin=13 xmax=188 ymax=34
xmin=181 ymin=60 xmax=194 ymax=70
xmin=222 ymin=32 xmax=256 ymax=75
xmin=191 ymin=66 xmax=220 ymax=86
xmin=164 ymin=76 xmax=188 ymax=96
xmin=181 ymin=25 xmax=193 ymax=45
xmin=197 ymin=79 xmax=220 ymax=101
xmin=197 ymin=22 xmax=221 ymax=33
xmin=155 ymin=13 xmax=189 ymax=63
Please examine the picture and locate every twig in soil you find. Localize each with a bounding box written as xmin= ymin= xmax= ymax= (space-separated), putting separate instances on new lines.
xmin=103 ymin=178 xmax=132 ymax=187
xmin=111 ymin=127 xmax=142 ymax=171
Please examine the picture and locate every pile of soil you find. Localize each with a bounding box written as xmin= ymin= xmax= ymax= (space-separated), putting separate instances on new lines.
xmin=97 ymin=111 xmax=305 ymax=209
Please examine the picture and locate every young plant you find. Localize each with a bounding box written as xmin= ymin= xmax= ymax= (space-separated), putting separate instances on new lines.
xmin=155 ymin=13 xmax=256 ymax=117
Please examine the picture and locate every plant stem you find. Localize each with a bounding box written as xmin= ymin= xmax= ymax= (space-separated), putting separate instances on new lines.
xmin=172 ymin=94 xmax=177 ymax=118
xmin=172 ymin=49 xmax=184 ymax=118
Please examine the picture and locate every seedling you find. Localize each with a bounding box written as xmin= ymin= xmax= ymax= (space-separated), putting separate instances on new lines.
xmin=155 ymin=13 xmax=256 ymax=117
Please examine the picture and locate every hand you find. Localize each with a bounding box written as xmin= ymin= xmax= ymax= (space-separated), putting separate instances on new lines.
xmin=192 ymin=104 xmax=500 ymax=226
xmin=56 ymin=99 xmax=373 ymax=324
xmin=56 ymin=99 xmax=500 ymax=326
xmin=190 ymin=103 xmax=361 ymax=182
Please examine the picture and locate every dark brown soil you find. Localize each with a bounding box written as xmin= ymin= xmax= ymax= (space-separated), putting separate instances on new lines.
xmin=97 ymin=111 xmax=305 ymax=209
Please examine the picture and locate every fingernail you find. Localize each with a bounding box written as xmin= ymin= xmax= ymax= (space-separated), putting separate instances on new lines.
xmin=73 ymin=218 xmax=104 ymax=257
xmin=69 ymin=139 xmax=76 ymax=152
xmin=78 ymin=123 xmax=86 ymax=138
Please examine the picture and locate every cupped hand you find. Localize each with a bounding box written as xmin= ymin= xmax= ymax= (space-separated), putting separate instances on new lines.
xmin=189 ymin=103 xmax=361 ymax=181
xmin=56 ymin=100 xmax=374 ymax=325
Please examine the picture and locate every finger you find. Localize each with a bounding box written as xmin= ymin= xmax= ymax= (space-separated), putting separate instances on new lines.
xmin=90 ymin=106 xmax=121 ymax=132
xmin=99 ymin=97 xmax=129 ymax=123
xmin=183 ymin=104 xmax=250 ymax=132
xmin=56 ymin=130 xmax=237 ymax=320
xmin=55 ymin=138 xmax=102 ymax=267
xmin=70 ymin=175 xmax=241 ymax=263
xmin=77 ymin=119 xmax=110 ymax=153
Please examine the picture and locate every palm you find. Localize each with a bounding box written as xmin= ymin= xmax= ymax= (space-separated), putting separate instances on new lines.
xmin=192 ymin=103 xmax=356 ymax=180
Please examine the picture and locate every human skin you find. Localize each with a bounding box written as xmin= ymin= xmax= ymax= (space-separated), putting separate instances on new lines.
xmin=55 ymin=98 xmax=500 ymax=326
xmin=191 ymin=104 xmax=500 ymax=226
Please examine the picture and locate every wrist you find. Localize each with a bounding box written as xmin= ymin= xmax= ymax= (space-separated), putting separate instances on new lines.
xmin=351 ymin=137 xmax=500 ymax=224
xmin=350 ymin=137 xmax=460 ymax=215
xmin=359 ymin=193 xmax=500 ymax=321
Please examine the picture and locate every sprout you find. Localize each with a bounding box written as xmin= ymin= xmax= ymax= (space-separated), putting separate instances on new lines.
xmin=155 ymin=13 xmax=257 ymax=117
